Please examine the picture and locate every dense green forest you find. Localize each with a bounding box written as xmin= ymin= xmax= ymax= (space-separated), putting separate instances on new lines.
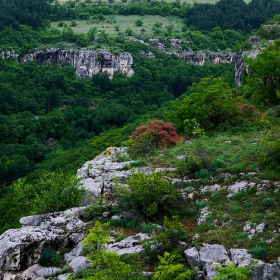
xmin=0 ymin=0 xmax=280 ymax=277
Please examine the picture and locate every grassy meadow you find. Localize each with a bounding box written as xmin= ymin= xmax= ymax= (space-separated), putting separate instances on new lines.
xmin=51 ymin=15 xmax=184 ymax=37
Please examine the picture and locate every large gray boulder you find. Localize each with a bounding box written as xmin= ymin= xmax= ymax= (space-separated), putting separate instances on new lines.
xmin=0 ymin=208 xmax=88 ymax=274
xmin=199 ymin=244 xmax=230 ymax=266
xmin=77 ymin=147 xmax=134 ymax=200
xmin=69 ymin=256 xmax=89 ymax=273
xmin=185 ymin=245 xmax=280 ymax=280
xmin=106 ymin=233 xmax=150 ymax=257
xmin=184 ymin=247 xmax=200 ymax=267
xmin=19 ymin=264 xmax=60 ymax=280
xmin=253 ymin=261 xmax=280 ymax=280
xmin=230 ymin=248 xmax=255 ymax=267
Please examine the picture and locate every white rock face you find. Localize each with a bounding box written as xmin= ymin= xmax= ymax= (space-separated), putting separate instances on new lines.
xmin=230 ymin=248 xmax=260 ymax=267
xmin=184 ymin=247 xmax=200 ymax=267
xmin=254 ymin=262 xmax=280 ymax=280
xmin=197 ymin=207 xmax=212 ymax=225
xmin=77 ymin=147 xmax=171 ymax=203
xmin=243 ymin=223 xmax=251 ymax=232
xmin=228 ymin=181 xmax=249 ymax=193
xmin=19 ymin=264 xmax=60 ymax=280
xmin=22 ymin=49 xmax=134 ymax=79
xmin=1 ymin=50 xmax=19 ymax=60
xmin=256 ymin=223 xmax=265 ymax=233
xmin=0 ymin=208 xmax=88 ymax=275
xmin=64 ymin=243 xmax=84 ymax=263
xmin=201 ymin=184 xmax=221 ymax=192
xmin=77 ymin=147 xmax=134 ymax=200
xmin=106 ymin=233 xmax=150 ymax=257
xmin=69 ymin=256 xmax=89 ymax=272
xmin=199 ymin=244 xmax=230 ymax=266
xmin=185 ymin=245 xmax=277 ymax=280
xmin=205 ymin=262 xmax=219 ymax=280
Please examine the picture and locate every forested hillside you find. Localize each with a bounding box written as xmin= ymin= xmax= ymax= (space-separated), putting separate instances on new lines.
xmin=1 ymin=0 xmax=280 ymax=278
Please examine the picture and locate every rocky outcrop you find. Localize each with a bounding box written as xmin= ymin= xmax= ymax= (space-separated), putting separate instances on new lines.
xmin=0 ymin=46 xmax=257 ymax=86
xmin=21 ymin=48 xmax=134 ymax=79
xmin=107 ymin=233 xmax=151 ymax=257
xmin=184 ymin=244 xmax=280 ymax=280
xmin=0 ymin=207 xmax=88 ymax=279
xmin=1 ymin=50 xmax=19 ymax=60
xmin=234 ymin=50 xmax=253 ymax=86
xmin=1 ymin=147 xmax=280 ymax=280
xmin=179 ymin=53 xmax=235 ymax=66
xmin=77 ymin=146 xmax=180 ymax=205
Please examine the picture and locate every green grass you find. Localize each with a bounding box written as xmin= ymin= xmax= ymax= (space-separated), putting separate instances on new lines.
xmin=51 ymin=15 xmax=183 ymax=37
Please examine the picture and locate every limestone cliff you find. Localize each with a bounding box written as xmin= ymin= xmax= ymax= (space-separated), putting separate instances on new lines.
xmin=234 ymin=49 xmax=261 ymax=86
xmin=0 ymin=47 xmax=260 ymax=85
xmin=21 ymin=48 xmax=134 ymax=79
xmin=179 ymin=52 xmax=235 ymax=66
xmin=1 ymin=50 xmax=19 ymax=60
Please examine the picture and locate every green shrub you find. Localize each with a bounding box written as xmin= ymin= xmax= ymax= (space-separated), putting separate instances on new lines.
xmin=156 ymin=216 xmax=189 ymax=251
xmin=176 ymin=140 xmax=214 ymax=177
xmin=196 ymin=201 xmax=207 ymax=209
xmin=195 ymin=168 xmax=210 ymax=179
xmin=211 ymin=193 xmax=221 ymax=202
xmin=262 ymin=198 xmax=274 ymax=207
xmin=79 ymin=221 xmax=146 ymax=280
xmin=213 ymin=262 xmax=254 ymax=280
xmin=258 ymin=119 xmax=280 ymax=174
xmin=213 ymin=157 xmax=226 ymax=168
xmin=116 ymin=172 xmax=182 ymax=218
xmin=39 ymin=246 xmax=62 ymax=266
xmin=116 ymin=232 xmax=126 ymax=242
xmin=86 ymin=198 xmax=110 ymax=220
xmin=142 ymin=222 xmax=158 ymax=234
xmin=186 ymin=207 xmax=197 ymax=216
xmin=153 ymin=252 xmax=192 ymax=280
xmin=167 ymin=77 xmax=256 ymax=134
xmin=249 ymin=246 xmax=267 ymax=259
xmin=231 ymin=205 xmax=241 ymax=213
xmin=31 ymin=172 xmax=84 ymax=217
xmin=109 ymin=217 xmax=139 ymax=230
xmin=135 ymin=19 xmax=143 ymax=26
xmin=236 ymin=232 xmax=249 ymax=239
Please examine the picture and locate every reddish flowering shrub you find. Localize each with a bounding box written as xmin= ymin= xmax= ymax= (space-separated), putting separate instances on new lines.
xmin=128 ymin=120 xmax=183 ymax=154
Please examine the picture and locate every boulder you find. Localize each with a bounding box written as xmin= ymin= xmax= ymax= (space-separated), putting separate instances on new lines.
xmin=106 ymin=233 xmax=150 ymax=257
xmin=228 ymin=181 xmax=248 ymax=193
xmin=205 ymin=262 xmax=219 ymax=280
xmin=197 ymin=207 xmax=212 ymax=225
xmin=0 ymin=209 xmax=88 ymax=273
xmin=64 ymin=243 xmax=84 ymax=263
xmin=230 ymin=248 xmax=254 ymax=267
xmin=253 ymin=262 xmax=280 ymax=280
xmin=199 ymin=244 xmax=230 ymax=266
xmin=56 ymin=275 xmax=70 ymax=280
xmin=184 ymin=247 xmax=200 ymax=267
xmin=19 ymin=264 xmax=60 ymax=280
xmin=69 ymin=256 xmax=89 ymax=273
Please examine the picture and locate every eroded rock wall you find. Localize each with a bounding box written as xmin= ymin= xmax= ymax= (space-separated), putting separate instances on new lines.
xmin=234 ymin=49 xmax=261 ymax=86
xmin=22 ymin=48 xmax=134 ymax=79
xmin=178 ymin=53 xmax=235 ymax=66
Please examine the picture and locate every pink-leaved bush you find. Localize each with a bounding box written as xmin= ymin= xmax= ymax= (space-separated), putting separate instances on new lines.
xmin=128 ymin=120 xmax=184 ymax=154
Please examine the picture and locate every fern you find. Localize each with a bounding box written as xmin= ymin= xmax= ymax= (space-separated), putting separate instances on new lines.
xmin=213 ymin=262 xmax=254 ymax=280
